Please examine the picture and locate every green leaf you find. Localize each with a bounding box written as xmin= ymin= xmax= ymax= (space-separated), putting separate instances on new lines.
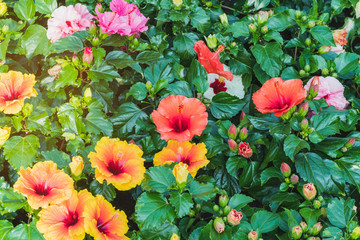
xmin=0 ymin=220 xmax=13 ymax=240
xmin=50 ymin=35 xmax=83 ymax=53
xmin=295 ymin=152 xmax=331 ymax=193
xmin=0 ymin=188 xmax=26 ymax=213
xmin=214 ymin=169 xmax=241 ymax=196
xmin=35 ymin=0 xmax=57 ymax=14
xmin=55 ymin=64 xmax=78 ymax=90
xmin=127 ymin=82 xmax=148 ymax=101
xmin=57 ymin=103 xmax=84 ymax=135
xmin=251 ymin=210 xmax=280 ymax=233
xmin=210 ymin=92 xmax=245 ymax=119
xmin=322 ymin=227 xmax=343 ymax=239
xmin=268 ymin=10 xmax=296 ymax=32
xmin=26 ymin=111 xmax=51 ymax=134
xmin=3 ymin=135 xmax=40 ymax=171
xmin=139 ymin=222 xmax=179 ymax=240
xmin=144 ymin=60 xmax=173 ymax=85
xmin=228 ymin=194 xmax=254 ymax=211
xmin=226 ymin=156 xmax=247 ymax=179
xmin=110 ymin=102 xmax=148 ymax=134
xmin=227 ymin=19 xmax=250 ymax=37
xmin=327 ymin=198 xmax=354 ymax=228
xmin=299 ymin=208 xmax=322 ymax=227
xmin=20 ymin=24 xmax=50 ymax=59
xmin=310 ymin=26 xmax=336 ymax=47
xmin=334 ymin=52 xmax=360 ymax=75
xmin=41 ymin=150 xmax=70 ymax=169
xmin=89 ymin=81 xmax=114 ymax=113
xmin=284 ymin=135 xmax=310 ymax=160
xmin=189 ymin=180 xmax=217 ymax=202
xmin=106 ymin=51 xmax=142 ymax=73
xmin=89 ymin=180 xmax=116 ymax=202
xmin=84 ymin=110 xmax=113 ymax=136
xmin=173 ymin=33 xmax=199 ymax=60
xmin=202 ymin=134 xmax=227 ymax=158
xmin=169 ymin=192 xmax=194 ymax=218
xmin=141 ymin=166 xmax=175 ymax=193
xmin=135 ymin=192 xmax=176 ymax=228
xmin=190 ymin=8 xmax=210 ymax=33
xmin=251 ymin=42 xmax=283 ymax=77
xmin=167 ymin=81 xmax=193 ymax=97
xmin=136 ymin=51 xmax=162 ymax=65
xmin=14 ymin=0 xmax=35 ymax=21
xmin=260 ymin=167 xmax=283 ymax=185
xmin=0 ymin=36 xmax=10 ymax=61
xmin=7 ymin=222 xmax=45 ymax=240
xmin=88 ymin=63 xmax=120 ymax=82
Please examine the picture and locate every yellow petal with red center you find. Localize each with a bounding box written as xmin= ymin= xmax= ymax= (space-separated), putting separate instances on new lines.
xmin=153 ymin=148 xmax=178 ymax=166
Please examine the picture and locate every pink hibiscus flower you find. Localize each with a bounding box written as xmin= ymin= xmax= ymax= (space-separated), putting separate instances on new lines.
xmin=305 ymin=76 xmax=349 ymax=110
xmin=47 ymin=4 xmax=94 ymax=42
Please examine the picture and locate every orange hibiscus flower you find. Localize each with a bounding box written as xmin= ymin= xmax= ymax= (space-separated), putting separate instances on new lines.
xmin=333 ymin=29 xmax=347 ymax=46
xmin=13 ymin=161 xmax=74 ymax=209
xmin=88 ymin=137 xmax=146 ymax=191
xmin=0 ymin=71 xmax=37 ymax=114
xmin=153 ymin=140 xmax=209 ymax=177
xmin=151 ymin=95 xmax=208 ymax=142
xmin=193 ymin=40 xmax=233 ymax=81
xmin=37 ymin=189 xmax=94 ymax=240
xmin=252 ymin=78 xmax=306 ymax=117
xmin=84 ymin=195 xmax=129 ymax=240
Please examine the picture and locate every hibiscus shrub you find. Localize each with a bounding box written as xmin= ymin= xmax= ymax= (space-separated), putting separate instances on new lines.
xmin=1 ymin=0 xmax=360 ymax=239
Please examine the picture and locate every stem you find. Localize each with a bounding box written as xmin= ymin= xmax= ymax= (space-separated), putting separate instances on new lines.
xmin=220 ymin=4 xmax=241 ymax=13
xmin=293 ymin=30 xmax=301 ymax=61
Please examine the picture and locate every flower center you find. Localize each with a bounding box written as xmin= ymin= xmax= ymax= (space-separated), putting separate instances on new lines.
xmin=97 ymin=219 xmax=109 ymax=234
xmin=63 ymin=211 xmax=79 ymax=227
xmin=4 ymin=79 xmax=19 ymax=100
xmin=172 ymin=116 xmax=189 ymax=133
xmin=65 ymin=21 xmax=72 ymax=27
xmin=34 ymin=183 xmax=50 ymax=196
xmin=210 ymin=78 xmax=227 ymax=94
xmin=176 ymin=147 xmax=190 ymax=165
xmin=107 ymin=153 xmax=124 ymax=175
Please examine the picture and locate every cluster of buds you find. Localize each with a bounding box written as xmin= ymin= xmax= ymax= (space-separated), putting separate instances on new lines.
xmin=281 ymin=105 xmax=297 ymax=121
xmin=294 ymin=10 xmax=317 ymax=29
xmin=342 ymin=138 xmax=356 ymax=152
xmin=227 ymin=113 xmax=252 ymax=158
xmin=281 ymin=163 xmax=299 ymax=189
xmin=248 ymin=10 xmax=273 ymax=42
xmin=292 ymin=222 xmax=322 ymax=239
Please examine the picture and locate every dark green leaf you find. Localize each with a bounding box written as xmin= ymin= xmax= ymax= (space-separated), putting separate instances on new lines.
xmin=0 ymin=220 xmax=13 ymax=239
xmin=20 ymin=24 xmax=50 ymax=59
xmin=169 ymin=192 xmax=194 ymax=218
xmin=334 ymin=52 xmax=360 ymax=75
xmin=167 ymin=81 xmax=193 ymax=97
xmin=41 ymin=150 xmax=70 ymax=169
xmin=173 ymin=33 xmax=199 ymax=60
xmin=251 ymin=210 xmax=280 ymax=233
xmin=35 ymin=0 xmax=57 ymax=14
xmin=110 ymin=103 xmax=148 ymax=134
xmin=210 ymin=92 xmax=245 ymax=119
xmin=251 ymin=42 xmax=283 ymax=77
xmin=228 ymin=194 xmax=254 ymax=210
xmin=310 ymin=26 xmax=336 ymax=46
xmin=190 ymin=8 xmax=210 ymax=33
xmin=141 ymin=166 xmax=175 ymax=193
xmin=7 ymin=222 xmax=44 ymax=240
xmin=260 ymin=167 xmax=283 ymax=186
xmin=88 ymin=63 xmax=120 ymax=82
xmin=136 ymin=51 xmax=162 ymax=65
xmin=299 ymin=208 xmax=322 ymax=227
xmin=127 ymin=82 xmax=147 ymax=101
xmin=284 ymin=135 xmax=310 ymax=160
xmin=55 ymin=64 xmax=78 ymax=90
xmin=89 ymin=180 xmax=116 ymax=202
xmin=50 ymin=35 xmax=83 ymax=53
xmin=327 ymin=198 xmax=354 ymax=228
xmin=189 ymin=180 xmax=217 ymax=202
xmin=227 ymin=19 xmax=250 ymax=37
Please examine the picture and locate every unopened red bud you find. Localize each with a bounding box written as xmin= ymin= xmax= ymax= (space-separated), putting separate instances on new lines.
xmin=228 ymin=124 xmax=237 ymax=139
xmin=240 ymin=111 xmax=246 ymax=121
xmin=239 ymin=127 xmax=248 ymax=141
xmin=345 ymin=138 xmax=355 ymax=149
xmin=248 ymin=231 xmax=258 ymax=240
xmin=290 ymin=174 xmax=299 ymax=184
xmin=83 ymin=47 xmax=93 ymax=64
xmin=228 ymin=139 xmax=237 ymax=151
xmin=301 ymin=118 xmax=309 ymax=130
xmin=280 ymin=162 xmax=291 ymax=177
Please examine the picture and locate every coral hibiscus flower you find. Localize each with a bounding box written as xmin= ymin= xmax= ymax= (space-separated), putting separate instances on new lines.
xmin=194 ymin=41 xmax=233 ymax=81
xmin=0 ymin=71 xmax=37 ymax=114
xmin=153 ymin=140 xmax=209 ymax=177
xmin=252 ymin=78 xmax=306 ymax=117
xmin=88 ymin=137 xmax=146 ymax=191
xmin=84 ymin=194 xmax=129 ymax=240
xmin=13 ymin=161 xmax=74 ymax=209
xmin=37 ymin=189 xmax=94 ymax=240
xmin=151 ymin=95 xmax=208 ymax=142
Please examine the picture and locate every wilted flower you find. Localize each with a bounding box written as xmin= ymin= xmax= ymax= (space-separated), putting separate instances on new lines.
xmin=291 ymin=226 xmax=302 ymax=239
xmin=173 ymin=162 xmax=189 ymax=185
xmin=153 ymin=140 xmax=209 ymax=177
xmin=238 ymin=142 xmax=253 ymax=158
xmin=252 ymin=78 xmax=306 ymax=117
xmin=0 ymin=126 xmax=10 ymax=146
xmin=227 ymin=209 xmax=243 ymax=226
xmin=151 ymin=95 xmax=208 ymax=142
xmin=248 ymin=231 xmax=258 ymax=240
xmin=88 ymin=137 xmax=146 ymax=191
xmin=84 ymin=194 xmax=129 ymax=240
xmin=83 ymin=47 xmax=93 ymax=64
xmin=330 ymin=29 xmax=347 ymax=54
xmin=213 ymin=217 xmax=225 ymax=233
xmin=14 ymin=161 xmax=74 ymax=209
xmin=194 ymin=41 xmax=233 ymax=81
xmin=47 ymin=4 xmax=94 ymax=42
xmin=304 ymin=76 xmax=349 ymax=110
xmin=0 ymin=71 xmax=37 ymax=114
xmin=48 ymin=64 xmax=62 ymax=78
xmin=69 ymin=156 xmax=84 ymax=177
xmin=37 ymin=190 xmax=93 ymax=240
xmin=303 ymin=183 xmax=317 ymax=200
xmin=280 ymin=162 xmax=291 ymax=177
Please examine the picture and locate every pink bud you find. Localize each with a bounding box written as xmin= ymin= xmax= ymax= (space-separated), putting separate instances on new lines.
xmin=280 ymin=162 xmax=291 ymax=177
xmin=228 ymin=124 xmax=237 ymax=139
xmin=227 ymin=209 xmax=243 ymax=226
xmin=311 ymin=222 xmax=323 ymax=235
xmin=228 ymin=139 xmax=237 ymax=151
xmin=298 ymin=101 xmax=309 ymax=117
xmin=292 ymin=226 xmax=302 ymax=239
xmin=300 ymin=222 xmax=307 ymax=231
xmin=345 ymin=138 xmax=356 ymax=148
xmin=95 ymin=3 xmax=103 ymax=13
xmin=213 ymin=217 xmax=225 ymax=234
xmin=239 ymin=127 xmax=248 ymax=140
xmin=303 ymin=183 xmax=317 ymax=200
xmin=240 ymin=111 xmax=246 ymax=121
xmin=318 ymin=45 xmax=331 ymax=54
xmin=83 ymin=47 xmax=93 ymax=64
xmin=310 ymin=76 xmax=319 ymax=94
xmin=248 ymin=231 xmax=258 ymax=240
xmin=300 ymin=118 xmax=308 ymax=130
xmin=290 ymin=174 xmax=299 ymax=184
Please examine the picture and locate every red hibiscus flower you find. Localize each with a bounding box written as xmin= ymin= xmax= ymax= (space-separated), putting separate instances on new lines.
xmin=193 ymin=41 xmax=233 ymax=81
xmin=238 ymin=142 xmax=253 ymax=158
xmin=151 ymin=95 xmax=208 ymax=142
xmin=252 ymin=78 xmax=306 ymax=117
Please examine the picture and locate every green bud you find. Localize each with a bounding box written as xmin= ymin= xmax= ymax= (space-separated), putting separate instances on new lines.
xmin=224 ymin=206 xmax=231 ymax=215
xmin=218 ymin=209 xmax=223 ymax=216
xmin=331 ymin=72 xmax=338 ymax=78
xmin=249 ymin=23 xmax=257 ymax=33
xmin=307 ymin=21 xmax=315 ymax=28
xmin=299 ymin=70 xmax=307 ymax=77
xmin=213 ymin=205 xmax=219 ymax=212
xmin=145 ymin=81 xmax=153 ymax=92
xmin=292 ymin=226 xmax=303 ymax=240
xmin=261 ymin=26 xmax=268 ymax=34
xmin=301 ymin=16 xmax=308 ymax=22
xmin=305 ymin=38 xmax=312 ymax=46
xmin=22 ymin=103 xmax=33 ymax=117
xmin=231 ymin=42 xmax=237 ymax=48
xmin=304 ymin=65 xmax=311 ymax=72
xmin=313 ymin=200 xmax=321 ymax=209
xmin=351 ymin=227 xmax=360 ymax=239
xmin=219 ymin=13 xmax=228 ymax=26
xmin=219 ymin=195 xmax=229 ymax=208
xmin=318 ymin=45 xmax=331 ymax=54
xmin=205 ymin=1 xmax=213 ymax=7
xmin=295 ymin=10 xmax=302 ymax=19
xmin=70 ymin=96 xmax=81 ymax=108
xmin=322 ymin=68 xmax=329 ymax=76
xmin=196 ymin=203 xmax=201 ymax=211
xmin=2 ymin=25 xmax=8 ymax=34
xmin=189 ymin=210 xmax=195 ymax=217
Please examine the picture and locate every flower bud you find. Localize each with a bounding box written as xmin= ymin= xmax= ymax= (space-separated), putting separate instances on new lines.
xmin=219 ymin=13 xmax=229 ymax=26
xmin=295 ymin=10 xmax=302 ymax=19
xmin=228 ymin=124 xmax=237 ymax=139
xmin=298 ymin=102 xmax=309 ymax=117
xmin=0 ymin=126 xmax=11 ymax=146
xmin=69 ymin=156 xmax=84 ymax=177
xmin=239 ymin=127 xmax=248 ymax=141
xmin=322 ymin=68 xmax=329 ymax=76
xmin=249 ymin=23 xmax=257 ymax=33
xmin=170 ymin=233 xmax=180 ymax=240
xmin=318 ymin=45 xmax=331 ymax=54
xmin=351 ymin=226 xmax=360 ymax=239
xmin=228 ymin=139 xmax=238 ymax=152
xmin=290 ymin=174 xmax=299 ymax=184
xmin=280 ymin=162 xmax=291 ymax=177
xmin=219 ymin=195 xmax=229 ymax=208
xmin=2 ymin=25 xmax=8 ymax=34
xmin=227 ymin=209 xmax=243 ymax=226
xmin=299 ymin=70 xmax=307 ymax=77
xmin=224 ymin=206 xmax=231 ymax=215
xmin=292 ymin=226 xmax=303 ymax=240
xmin=301 ymin=118 xmax=309 ymax=130
xmin=345 ymin=138 xmax=355 ymax=149
xmin=95 ymin=3 xmax=103 ymax=13
xmin=240 ymin=111 xmax=246 ymax=121
xmin=257 ymin=11 xmax=270 ymax=25
xmin=261 ymin=26 xmax=268 ymax=34
xmin=309 ymin=76 xmax=319 ymax=98
xmin=213 ymin=217 xmax=225 ymax=234
xmin=213 ymin=205 xmax=219 ymax=212
xmin=83 ymin=47 xmax=93 ymax=64
xmin=305 ymin=38 xmax=312 ymax=46
xmin=300 ymin=222 xmax=307 ymax=231
xmin=321 ymin=207 xmax=327 ymax=217
xmin=22 ymin=103 xmax=33 ymax=117
xmin=248 ymin=231 xmax=258 ymax=240
xmin=173 ymin=162 xmax=189 ymax=185
xmin=303 ymin=183 xmax=317 ymax=200
xmin=91 ymin=37 xmax=101 ymax=46
xmin=310 ymin=222 xmax=323 ymax=235
xmin=308 ymin=21 xmax=315 ymax=28
xmin=173 ymin=0 xmax=183 ymax=7
xmin=89 ymin=21 xmax=97 ymax=35
xmin=72 ymin=55 xmax=80 ymax=66
xmin=205 ymin=34 xmax=218 ymax=50
xmin=84 ymin=87 xmax=92 ymax=102
xmin=145 ymin=81 xmax=153 ymax=92
xmin=238 ymin=142 xmax=253 ymax=158
xmin=0 ymin=2 xmax=7 ymax=17
xmin=313 ymin=200 xmax=321 ymax=209
xmin=304 ymin=65 xmax=311 ymax=72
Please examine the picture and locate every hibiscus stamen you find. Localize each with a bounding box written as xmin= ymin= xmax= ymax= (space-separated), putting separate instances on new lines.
xmin=211 ymin=45 xmax=225 ymax=60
